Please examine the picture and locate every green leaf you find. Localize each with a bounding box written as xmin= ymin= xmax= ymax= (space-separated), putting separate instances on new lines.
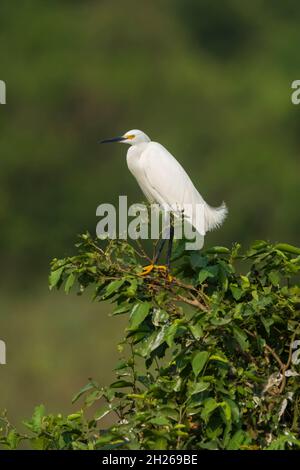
xmin=206 ymin=246 xmax=230 ymax=254
xmin=67 ymin=412 xmax=82 ymax=421
xmin=49 ymin=266 xmax=64 ymax=290
xmin=192 ymin=351 xmax=209 ymax=377
xmin=240 ymin=275 xmax=250 ymax=289
xmin=125 ymin=278 xmax=138 ymax=297
xmin=275 ymin=243 xmax=300 ymax=255
xmin=84 ymin=389 xmax=103 ymax=407
xmin=104 ymin=279 xmax=125 ymax=297
xmin=149 ymin=416 xmax=169 ymax=426
xmin=223 ymin=398 xmax=240 ymax=423
xmin=160 ymin=407 xmax=179 ymax=421
xmin=230 ymin=285 xmax=243 ymax=300
xmin=198 ymin=266 xmax=218 ymax=284
xmin=220 ymin=401 xmax=231 ymax=422
xmin=114 ymin=360 xmax=128 ymax=371
xmin=111 ymin=303 xmax=131 ymax=316
xmin=30 ymin=437 xmax=47 ymax=450
xmin=153 ymin=437 xmax=168 ymax=450
xmin=189 ymin=380 xmax=210 ymax=396
xmin=165 ymin=321 xmax=180 ymax=347
xmin=190 ymin=252 xmax=208 ymax=269
xmin=189 ymin=323 xmax=203 ymax=340
xmin=209 ymin=354 xmax=228 ymax=364
xmin=64 ymin=272 xmax=75 ymax=293
xmin=94 ymin=404 xmax=113 ymax=421
xmin=24 ymin=405 xmax=45 ymax=432
xmin=129 ymin=302 xmax=151 ymax=330
xmin=201 ymin=398 xmax=220 ymax=420
xmin=6 ymin=429 xmax=20 ymax=450
xmin=152 ymin=308 xmax=168 ymax=326
xmin=210 ymin=316 xmax=232 ymax=326
xmin=138 ymin=325 xmax=168 ymax=357
xmin=32 ymin=404 xmax=45 ymax=431
xmin=72 ymin=381 xmax=96 ymax=403
xmin=110 ymin=380 xmax=132 ymax=388
xmin=171 ymin=239 xmax=186 ymax=261
xmin=268 ymin=271 xmax=280 ymax=286
xmin=227 ymin=430 xmax=248 ymax=450
xmin=233 ymin=326 xmax=249 ymax=351
xmin=261 ymin=316 xmax=274 ymax=335
xmin=251 ymin=240 xmax=269 ymax=250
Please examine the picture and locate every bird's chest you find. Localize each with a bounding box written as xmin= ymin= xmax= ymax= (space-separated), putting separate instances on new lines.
xmin=126 ymin=146 xmax=154 ymax=201
xmin=126 ymin=146 xmax=144 ymax=179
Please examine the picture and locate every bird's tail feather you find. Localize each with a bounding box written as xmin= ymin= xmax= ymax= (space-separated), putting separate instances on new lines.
xmin=204 ymin=202 xmax=228 ymax=232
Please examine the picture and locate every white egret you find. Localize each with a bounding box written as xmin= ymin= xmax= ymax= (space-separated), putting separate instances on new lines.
xmin=101 ymin=129 xmax=227 ymax=273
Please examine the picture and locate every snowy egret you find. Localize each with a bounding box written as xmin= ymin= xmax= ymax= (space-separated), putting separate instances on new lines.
xmin=101 ymin=130 xmax=227 ymax=273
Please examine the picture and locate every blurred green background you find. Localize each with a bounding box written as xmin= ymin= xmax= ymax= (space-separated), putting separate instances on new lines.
xmin=1 ymin=0 xmax=300 ymax=427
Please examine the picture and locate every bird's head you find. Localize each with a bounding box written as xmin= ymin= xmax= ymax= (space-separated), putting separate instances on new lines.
xmin=100 ymin=129 xmax=151 ymax=146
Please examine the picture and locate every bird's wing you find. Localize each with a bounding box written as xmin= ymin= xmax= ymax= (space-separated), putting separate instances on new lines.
xmin=141 ymin=142 xmax=206 ymax=236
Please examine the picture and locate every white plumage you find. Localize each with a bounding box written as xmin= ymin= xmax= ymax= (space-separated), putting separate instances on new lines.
xmin=101 ymin=129 xmax=227 ymax=248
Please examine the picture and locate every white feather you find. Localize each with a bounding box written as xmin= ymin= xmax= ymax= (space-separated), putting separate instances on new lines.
xmin=204 ymin=201 xmax=228 ymax=233
xmin=126 ymin=139 xmax=227 ymax=240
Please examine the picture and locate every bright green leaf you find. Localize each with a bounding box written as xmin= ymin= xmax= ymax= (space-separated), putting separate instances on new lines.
xmin=129 ymin=302 xmax=151 ymax=330
xmin=192 ymin=351 xmax=209 ymax=377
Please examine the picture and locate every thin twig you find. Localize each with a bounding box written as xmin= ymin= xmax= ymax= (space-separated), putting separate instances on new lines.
xmin=245 ymin=328 xmax=299 ymax=394
xmin=176 ymin=294 xmax=208 ymax=312
xmin=245 ymin=329 xmax=285 ymax=369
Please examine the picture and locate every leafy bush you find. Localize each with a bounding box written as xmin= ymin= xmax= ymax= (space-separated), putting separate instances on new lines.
xmin=1 ymin=235 xmax=300 ymax=449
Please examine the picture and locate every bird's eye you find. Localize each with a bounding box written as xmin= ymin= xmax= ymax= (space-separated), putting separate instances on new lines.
xmin=125 ymin=134 xmax=135 ymax=140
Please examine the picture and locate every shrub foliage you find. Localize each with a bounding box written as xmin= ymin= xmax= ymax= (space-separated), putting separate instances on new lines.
xmin=1 ymin=235 xmax=300 ymax=449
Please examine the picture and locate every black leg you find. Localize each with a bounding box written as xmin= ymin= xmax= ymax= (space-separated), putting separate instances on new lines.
xmin=153 ymin=237 xmax=166 ymax=264
xmin=166 ymin=215 xmax=174 ymax=270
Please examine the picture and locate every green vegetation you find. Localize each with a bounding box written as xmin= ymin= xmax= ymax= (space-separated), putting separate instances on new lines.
xmin=1 ymin=0 xmax=300 ymax=437
xmin=1 ymin=235 xmax=299 ymax=449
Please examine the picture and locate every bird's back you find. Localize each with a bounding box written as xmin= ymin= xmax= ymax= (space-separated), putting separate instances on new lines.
xmin=127 ymin=141 xmax=227 ymax=236
xmin=127 ymin=142 xmax=205 ymax=233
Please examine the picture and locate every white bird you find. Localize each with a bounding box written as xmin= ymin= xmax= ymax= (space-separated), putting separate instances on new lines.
xmin=101 ymin=129 xmax=227 ymax=272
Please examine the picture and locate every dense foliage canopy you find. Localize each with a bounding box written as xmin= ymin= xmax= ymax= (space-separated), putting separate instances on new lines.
xmin=1 ymin=235 xmax=300 ymax=449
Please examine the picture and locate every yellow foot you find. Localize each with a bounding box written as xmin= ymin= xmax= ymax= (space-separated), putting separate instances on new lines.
xmin=140 ymin=264 xmax=155 ymax=276
xmin=155 ymin=265 xmax=168 ymax=273
xmin=139 ymin=264 xmax=172 ymax=280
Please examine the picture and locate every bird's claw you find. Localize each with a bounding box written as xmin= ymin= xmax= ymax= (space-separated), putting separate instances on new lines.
xmin=155 ymin=265 xmax=168 ymax=272
xmin=139 ymin=264 xmax=173 ymax=281
xmin=140 ymin=264 xmax=155 ymax=276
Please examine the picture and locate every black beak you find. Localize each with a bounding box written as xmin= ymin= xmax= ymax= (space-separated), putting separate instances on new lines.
xmin=99 ymin=136 xmax=126 ymax=144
